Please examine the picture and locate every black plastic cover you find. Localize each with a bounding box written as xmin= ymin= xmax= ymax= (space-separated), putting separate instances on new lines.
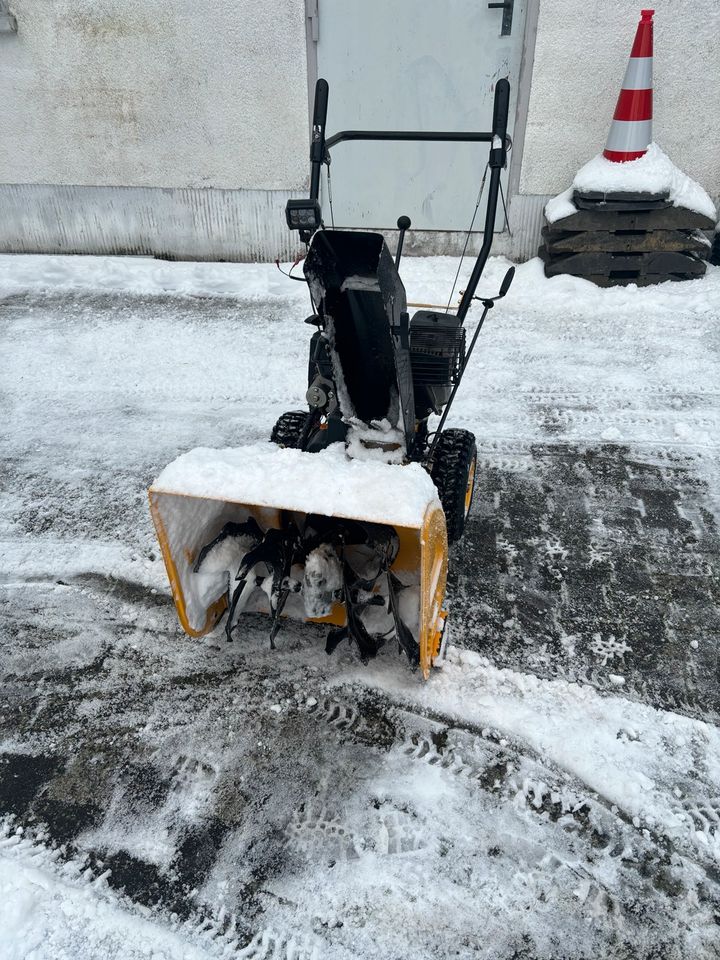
xmin=304 ymin=230 xmax=414 ymax=444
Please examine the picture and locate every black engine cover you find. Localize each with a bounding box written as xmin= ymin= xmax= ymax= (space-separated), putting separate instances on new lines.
xmin=409 ymin=310 xmax=465 ymax=418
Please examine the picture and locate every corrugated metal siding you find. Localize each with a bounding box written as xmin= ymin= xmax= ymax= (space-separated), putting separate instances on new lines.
xmin=0 ymin=184 xmax=305 ymax=262
xmin=0 ymin=184 xmax=550 ymax=262
xmin=504 ymin=194 xmax=549 ymax=261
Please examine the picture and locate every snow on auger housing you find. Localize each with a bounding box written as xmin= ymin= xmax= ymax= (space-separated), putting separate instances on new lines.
xmin=149 ymin=77 xmax=514 ymax=678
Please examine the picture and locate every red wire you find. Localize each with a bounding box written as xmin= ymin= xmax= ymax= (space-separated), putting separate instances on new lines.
xmin=275 ymin=254 xmax=306 ymax=279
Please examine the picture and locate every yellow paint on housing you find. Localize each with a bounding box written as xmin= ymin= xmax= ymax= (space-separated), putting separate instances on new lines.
xmin=149 ymin=485 xmax=448 ymax=679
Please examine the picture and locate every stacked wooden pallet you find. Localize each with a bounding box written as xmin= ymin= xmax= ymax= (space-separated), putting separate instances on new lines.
xmin=710 ymin=230 xmax=720 ymax=266
xmin=540 ymin=191 xmax=714 ymax=287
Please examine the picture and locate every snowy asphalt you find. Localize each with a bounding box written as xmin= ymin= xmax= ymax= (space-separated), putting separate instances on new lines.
xmin=1 ymin=255 xmax=719 ymax=959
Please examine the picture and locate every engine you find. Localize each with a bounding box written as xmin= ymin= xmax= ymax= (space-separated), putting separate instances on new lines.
xmin=409 ymin=310 xmax=466 ymax=419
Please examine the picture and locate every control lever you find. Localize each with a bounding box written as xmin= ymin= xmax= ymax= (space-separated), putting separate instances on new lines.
xmin=395 ymin=215 xmax=411 ymax=268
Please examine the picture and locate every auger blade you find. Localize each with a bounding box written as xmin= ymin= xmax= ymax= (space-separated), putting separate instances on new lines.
xmin=149 ymin=444 xmax=448 ymax=677
xmin=387 ymin=571 xmax=420 ymax=667
xmin=193 ymin=518 xmax=263 ymax=574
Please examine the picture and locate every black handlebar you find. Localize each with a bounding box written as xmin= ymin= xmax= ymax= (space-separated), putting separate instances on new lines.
xmin=456 ymin=78 xmax=510 ymax=322
xmin=491 ymin=77 xmax=510 ymax=145
xmin=304 ymin=76 xmax=511 ymax=321
xmin=312 ymin=78 xmax=329 ymax=128
xmin=325 ymin=129 xmax=494 ymax=149
xmin=309 ymin=79 xmax=329 ymax=202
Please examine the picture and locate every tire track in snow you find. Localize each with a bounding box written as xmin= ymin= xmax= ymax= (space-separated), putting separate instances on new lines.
xmin=236 ymin=928 xmax=321 ymax=960
xmin=1 ymin=822 xmax=322 ymax=960
xmin=301 ymin=683 xmax=720 ymax=889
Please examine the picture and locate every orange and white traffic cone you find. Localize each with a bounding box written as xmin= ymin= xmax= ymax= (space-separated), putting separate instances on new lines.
xmin=603 ymin=9 xmax=654 ymax=163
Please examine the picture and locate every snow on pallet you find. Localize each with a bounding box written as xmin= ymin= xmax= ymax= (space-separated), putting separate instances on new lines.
xmin=546 ymin=144 xmax=718 ymax=225
xmin=542 ymin=144 xmax=717 ymax=287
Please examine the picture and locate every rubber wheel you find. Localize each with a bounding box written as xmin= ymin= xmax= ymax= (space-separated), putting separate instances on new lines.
xmin=430 ymin=428 xmax=477 ymax=543
xmin=270 ymin=410 xmax=311 ymax=448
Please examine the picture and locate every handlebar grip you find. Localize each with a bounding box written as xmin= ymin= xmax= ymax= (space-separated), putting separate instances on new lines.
xmin=310 ymin=78 xmax=329 ymax=189
xmin=313 ymin=78 xmax=329 ymax=130
xmin=491 ymin=77 xmax=510 ymax=140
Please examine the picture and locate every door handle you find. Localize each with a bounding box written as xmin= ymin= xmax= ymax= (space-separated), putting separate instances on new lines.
xmin=488 ymin=0 xmax=514 ymax=36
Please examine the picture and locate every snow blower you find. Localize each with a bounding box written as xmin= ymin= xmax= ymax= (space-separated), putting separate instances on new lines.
xmin=149 ymin=77 xmax=514 ymax=678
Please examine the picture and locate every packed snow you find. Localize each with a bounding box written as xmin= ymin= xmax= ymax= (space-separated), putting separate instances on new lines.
xmin=0 ymin=826 xmax=233 ymax=960
xmin=545 ymin=142 xmax=717 ymax=223
xmin=2 ymin=251 xmax=720 ymax=959
xmin=0 ymin=253 xmax=293 ymax=301
xmin=153 ymin=442 xmax=439 ymax=528
xmin=354 ymin=647 xmax=720 ymax=865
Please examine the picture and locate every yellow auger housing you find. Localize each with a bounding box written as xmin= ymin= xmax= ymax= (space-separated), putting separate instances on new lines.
xmin=149 ymin=443 xmax=448 ymax=678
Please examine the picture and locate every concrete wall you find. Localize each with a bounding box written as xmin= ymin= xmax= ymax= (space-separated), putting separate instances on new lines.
xmin=0 ymin=0 xmax=309 ymax=259
xmin=1 ymin=0 xmax=308 ymax=190
xmin=520 ymin=0 xmax=720 ymax=199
